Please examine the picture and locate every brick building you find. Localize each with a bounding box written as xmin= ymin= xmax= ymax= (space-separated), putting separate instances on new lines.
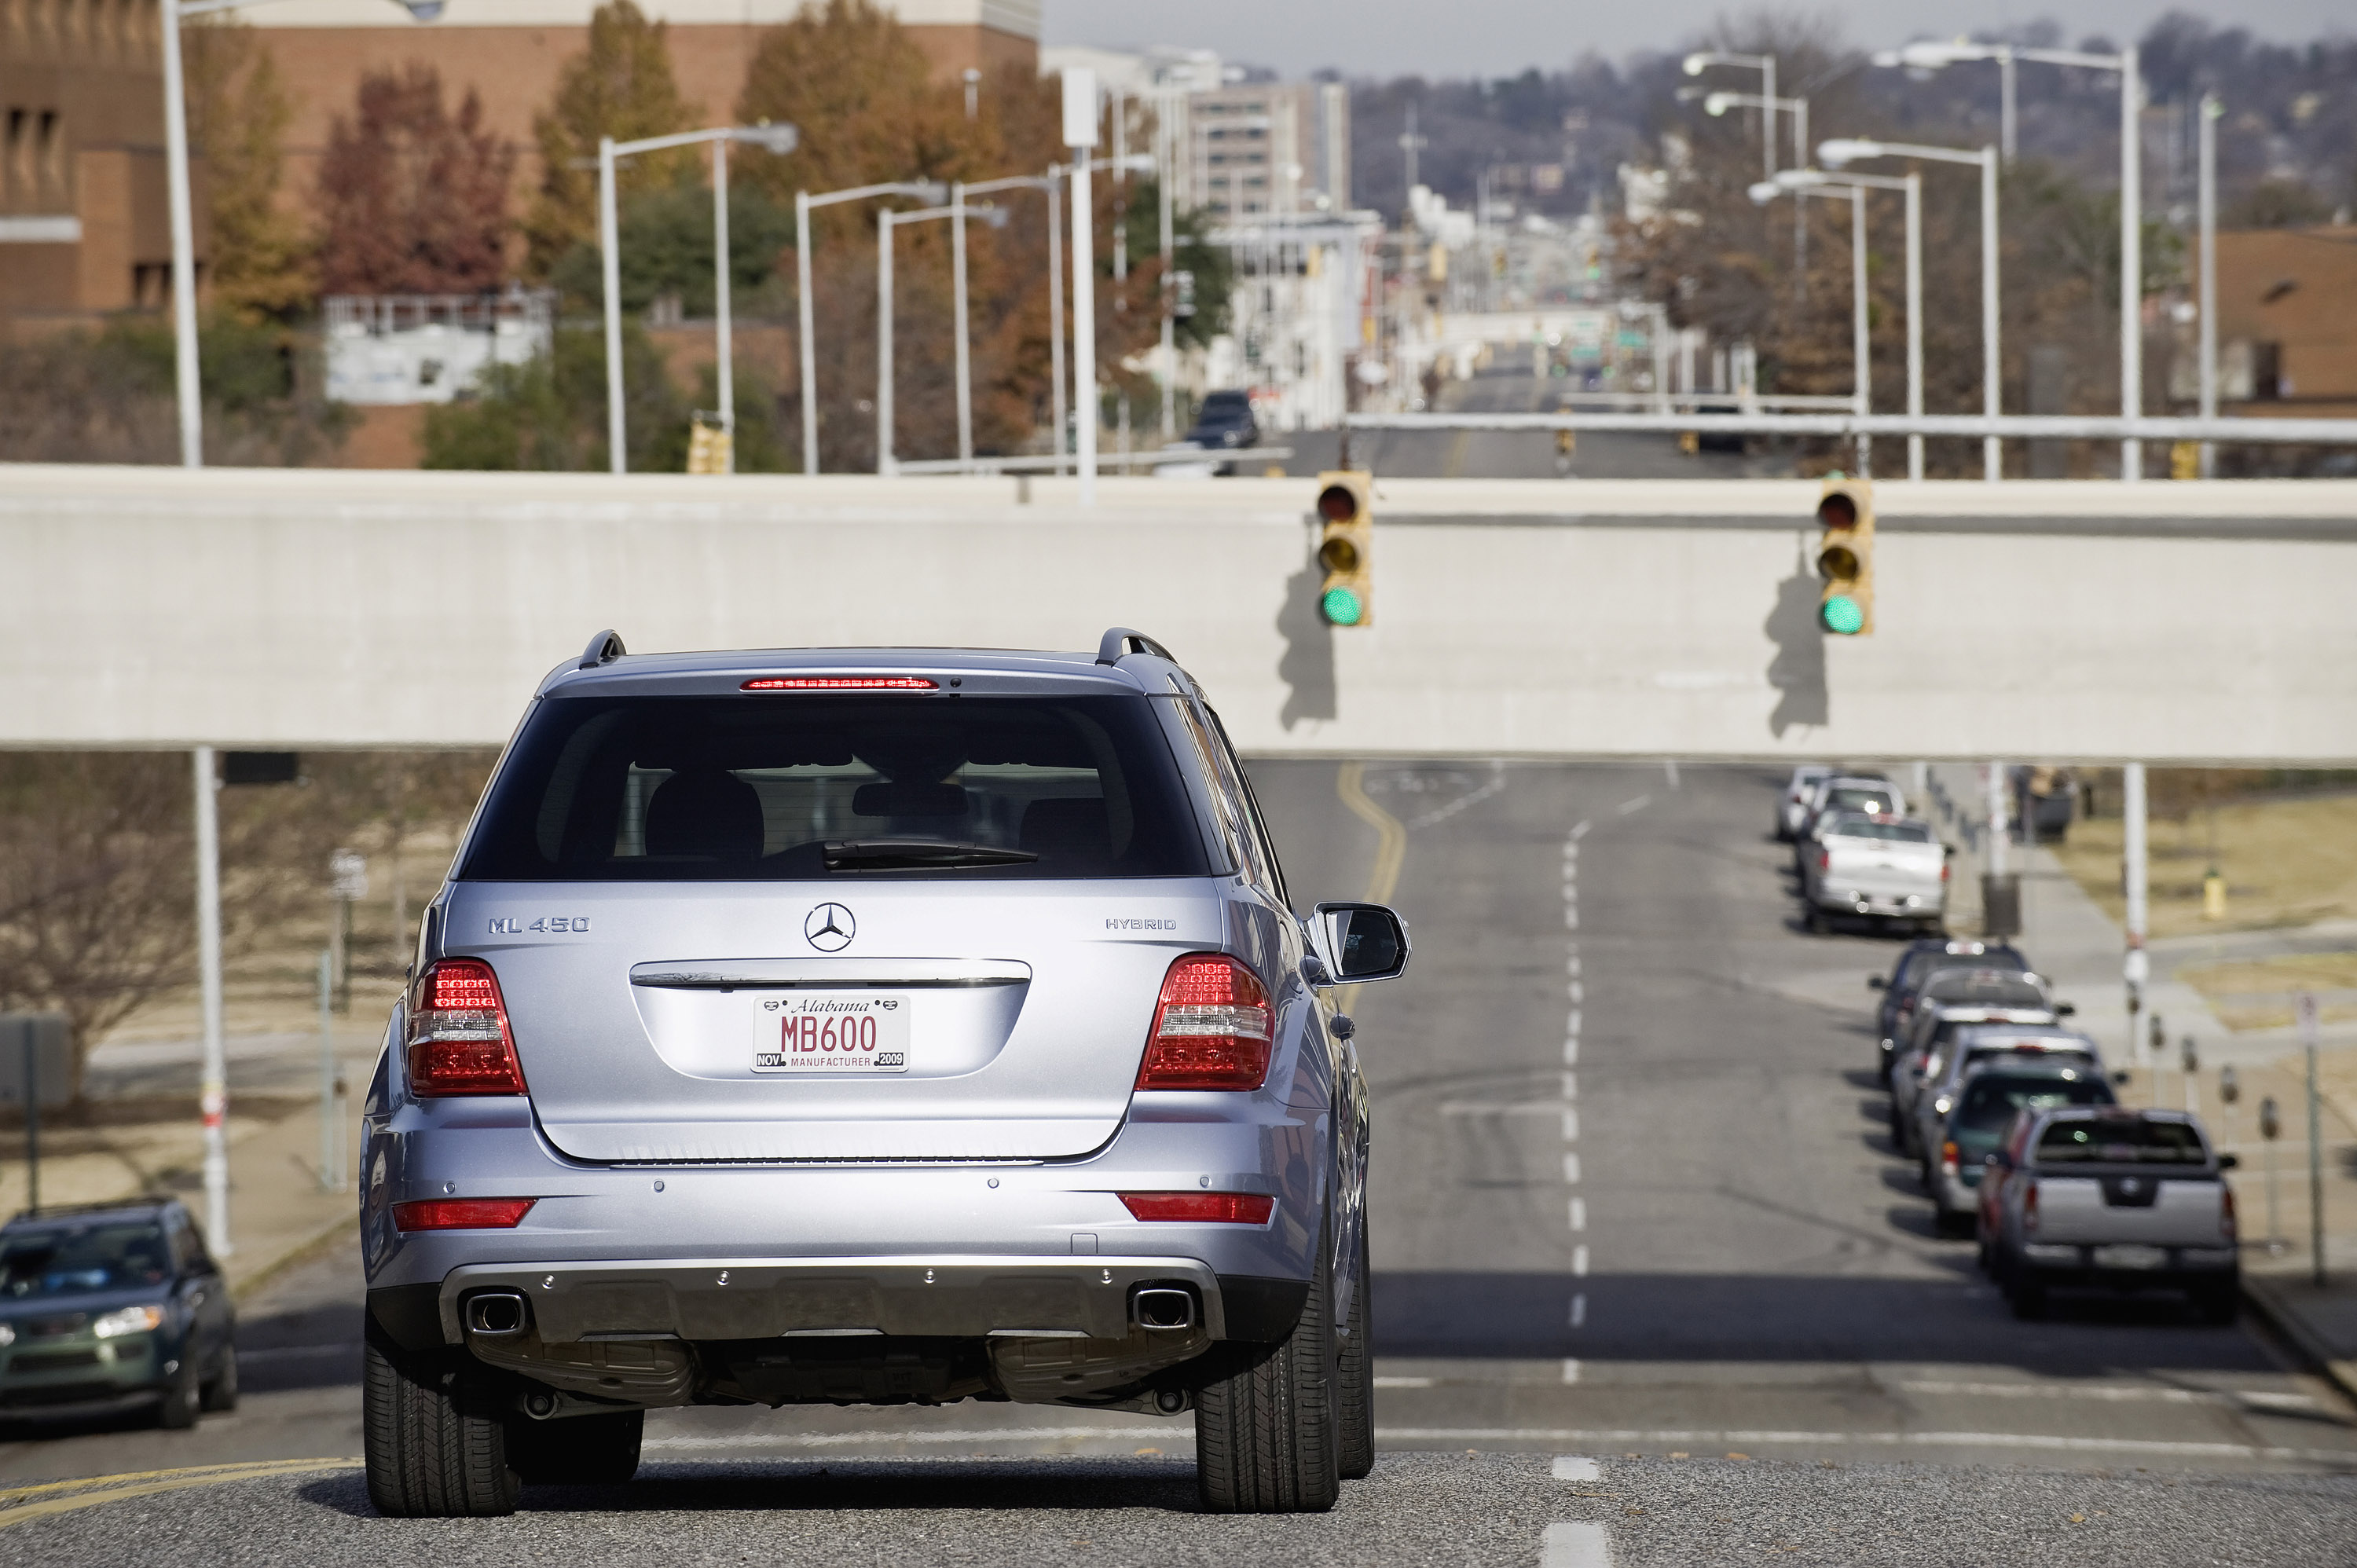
xmin=0 ymin=0 xmax=1037 ymax=339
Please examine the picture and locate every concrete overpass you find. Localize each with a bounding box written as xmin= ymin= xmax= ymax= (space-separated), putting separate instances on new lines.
xmin=6 ymin=463 xmax=2355 ymax=762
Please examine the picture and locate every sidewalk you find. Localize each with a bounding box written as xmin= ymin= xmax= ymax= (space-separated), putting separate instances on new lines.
xmin=2 ymin=1066 xmax=361 ymax=1299
xmin=1924 ymin=763 xmax=2357 ymax=1403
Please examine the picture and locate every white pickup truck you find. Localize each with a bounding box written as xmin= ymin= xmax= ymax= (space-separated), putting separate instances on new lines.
xmin=1981 ymin=1106 xmax=2240 ymax=1324
xmin=1802 ymin=813 xmax=1948 ymax=936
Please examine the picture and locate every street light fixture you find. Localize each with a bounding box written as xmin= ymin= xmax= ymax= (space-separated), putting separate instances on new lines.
xmin=1822 ymin=137 xmax=2002 ymax=482
xmin=1869 ymin=38 xmax=2143 ymax=479
xmin=794 ymin=178 xmax=948 ymax=475
xmin=1772 ymin=166 xmax=1924 ymax=479
xmin=955 ymin=174 xmax=1066 ymax=472
xmin=160 ymin=0 xmax=443 ymax=471
xmin=1706 ymin=90 xmax=1810 ymax=292
xmin=874 ymin=200 xmax=998 ymax=475
xmin=598 ymin=121 xmax=800 ymax=475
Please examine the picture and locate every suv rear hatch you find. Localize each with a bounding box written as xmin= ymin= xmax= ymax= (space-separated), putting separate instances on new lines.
xmin=437 ymin=670 xmax=1225 ymax=1163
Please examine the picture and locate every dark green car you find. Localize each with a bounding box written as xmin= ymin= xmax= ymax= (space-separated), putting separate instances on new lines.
xmin=0 ymin=1200 xmax=238 ymax=1427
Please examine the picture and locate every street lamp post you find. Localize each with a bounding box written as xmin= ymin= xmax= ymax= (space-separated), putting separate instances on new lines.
xmin=2198 ymin=90 xmax=2221 ymax=479
xmin=1705 ymin=90 xmax=1809 ymax=291
xmin=1063 ymin=67 xmax=1100 ymax=504
xmin=1765 ymin=167 xmax=1923 ymax=478
xmin=161 ymin=0 xmax=445 ymax=470
xmin=794 ymin=178 xmax=948 ymax=475
xmin=1823 ymin=137 xmax=2003 ymax=482
xmin=874 ymin=202 xmax=977 ymax=475
xmin=1752 ymin=178 xmax=1871 ymax=474
xmin=1684 ymin=50 xmax=1778 ymax=184
xmin=1874 ymin=41 xmax=2143 ymax=479
xmin=599 ymin=122 xmax=800 ymax=475
xmin=954 ymin=174 xmax=1065 ymax=473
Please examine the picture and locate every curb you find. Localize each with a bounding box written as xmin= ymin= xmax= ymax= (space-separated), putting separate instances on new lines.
xmin=229 ymin=1211 xmax=356 ymax=1304
xmin=2241 ymin=1272 xmax=2357 ymax=1406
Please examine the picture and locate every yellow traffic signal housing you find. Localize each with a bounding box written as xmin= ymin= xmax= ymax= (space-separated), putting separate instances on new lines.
xmin=1815 ymin=475 xmax=1874 ymax=636
xmin=1314 ymin=471 xmax=1373 ymax=628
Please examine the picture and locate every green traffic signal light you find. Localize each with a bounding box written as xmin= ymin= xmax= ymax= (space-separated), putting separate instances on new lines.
xmin=1820 ymin=595 xmax=1864 ymax=635
xmin=1321 ymin=585 xmax=1365 ymax=626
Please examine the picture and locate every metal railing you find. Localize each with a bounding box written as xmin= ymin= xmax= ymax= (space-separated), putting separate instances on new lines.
xmin=1344 ymin=410 xmax=2357 ymax=446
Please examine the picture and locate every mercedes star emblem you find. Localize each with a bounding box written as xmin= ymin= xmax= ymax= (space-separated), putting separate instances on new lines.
xmin=805 ymin=903 xmax=855 ymax=952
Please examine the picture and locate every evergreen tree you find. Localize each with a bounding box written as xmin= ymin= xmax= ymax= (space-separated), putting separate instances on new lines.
xmin=181 ymin=17 xmax=311 ymax=321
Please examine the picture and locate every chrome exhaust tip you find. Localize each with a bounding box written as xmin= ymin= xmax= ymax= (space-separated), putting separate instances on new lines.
xmin=465 ymin=1290 xmax=530 ymax=1337
xmin=1131 ymin=1287 xmax=1196 ymax=1332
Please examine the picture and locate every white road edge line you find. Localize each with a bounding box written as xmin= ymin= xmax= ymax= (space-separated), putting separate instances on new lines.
xmin=1540 ymin=1520 xmax=1614 ymax=1568
xmin=1373 ymin=1430 xmax=2357 ymax=1463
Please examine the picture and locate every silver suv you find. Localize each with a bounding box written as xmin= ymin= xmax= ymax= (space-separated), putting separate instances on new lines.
xmin=359 ymin=630 xmax=1407 ymax=1518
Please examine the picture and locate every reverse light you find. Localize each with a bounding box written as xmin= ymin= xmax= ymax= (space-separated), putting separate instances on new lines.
xmin=1135 ymin=954 xmax=1274 ymax=1090
xmin=407 ymin=958 xmax=528 ymax=1097
xmin=92 ymin=1304 xmax=166 ymax=1339
xmin=393 ymin=1198 xmax=537 ymax=1232
xmin=1119 ymin=1192 xmax=1276 ymax=1224
xmin=741 ymin=676 xmax=937 ymax=691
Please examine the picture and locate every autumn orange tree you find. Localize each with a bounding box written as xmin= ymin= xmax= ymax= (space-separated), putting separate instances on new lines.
xmin=181 ymin=17 xmax=311 ymax=321
xmin=315 ymin=66 xmax=515 ymax=296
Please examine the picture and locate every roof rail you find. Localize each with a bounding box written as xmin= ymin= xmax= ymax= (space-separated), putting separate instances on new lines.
xmin=578 ymin=629 xmax=628 ymax=669
xmin=1095 ymin=627 xmax=1177 ymax=667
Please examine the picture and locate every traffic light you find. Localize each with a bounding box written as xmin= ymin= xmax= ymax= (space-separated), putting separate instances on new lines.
xmin=1814 ymin=474 xmax=1874 ymax=636
xmin=1314 ymin=471 xmax=1373 ymax=628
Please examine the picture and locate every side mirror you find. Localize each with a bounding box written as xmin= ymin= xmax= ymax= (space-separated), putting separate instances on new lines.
xmin=1315 ymin=902 xmax=1410 ymax=984
xmin=2217 ymin=1152 xmax=2239 ymax=1171
xmin=1868 ymin=975 xmax=1888 ymax=991
xmin=2055 ymin=1002 xmax=2077 ymax=1017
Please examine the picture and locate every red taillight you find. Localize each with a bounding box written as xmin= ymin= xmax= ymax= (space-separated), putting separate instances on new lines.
xmin=2220 ymin=1183 xmax=2237 ymax=1244
xmin=392 ymin=1198 xmax=535 ymax=1232
xmin=1135 ymin=954 xmax=1274 ymax=1090
xmin=741 ymin=676 xmax=937 ymax=691
xmin=1119 ymin=1192 xmax=1275 ymax=1224
xmin=2022 ymin=1180 xmax=2040 ymax=1233
xmin=407 ymin=958 xmax=528 ymax=1097
xmin=1941 ymin=862 xmax=1952 ymax=883
xmin=1816 ymin=849 xmax=1830 ymax=871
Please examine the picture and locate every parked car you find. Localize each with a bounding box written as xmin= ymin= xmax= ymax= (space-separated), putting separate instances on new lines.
xmin=1793 ymin=775 xmax=1906 ymax=870
xmin=358 ymin=628 xmax=1408 ymax=1518
xmin=0 ymin=1200 xmax=237 ymax=1428
xmin=1927 ymin=1063 xmax=2116 ymax=1235
xmin=1868 ymin=939 xmax=2032 ymax=1079
xmin=1800 ymin=813 xmax=1948 ymax=935
xmin=1981 ymin=1107 xmax=2241 ymax=1323
xmin=1776 ymin=764 xmax=1835 ymax=841
xmin=1886 ymin=971 xmax=2061 ymax=1153
xmin=1908 ymin=1023 xmax=2106 ymax=1185
xmin=1183 ymin=390 xmax=1260 ymax=457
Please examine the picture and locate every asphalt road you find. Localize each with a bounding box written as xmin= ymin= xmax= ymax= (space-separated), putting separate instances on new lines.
xmin=5 ymin=764 xmax=2354 ymax=1564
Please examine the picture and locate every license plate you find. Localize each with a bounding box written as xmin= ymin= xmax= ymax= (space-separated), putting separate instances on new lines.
xmin=752 ymin=993 xmax=911 ymax=1074
xmin=2093 ymin=1244 xmax=2168 ymax=1270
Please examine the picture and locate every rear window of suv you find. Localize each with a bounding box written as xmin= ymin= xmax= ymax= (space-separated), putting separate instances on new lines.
xmin=1827 ymin=816 xmax=1933 ymax=842
xmin=2036 ymin=1117 xmax=2207 ymax=1164
xmin=457 ymin=694 xmax=1214 ymax=881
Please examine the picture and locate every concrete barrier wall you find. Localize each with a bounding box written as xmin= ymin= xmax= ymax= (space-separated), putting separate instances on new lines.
xmin=6 ymin=464 xmax=2356 ymax=761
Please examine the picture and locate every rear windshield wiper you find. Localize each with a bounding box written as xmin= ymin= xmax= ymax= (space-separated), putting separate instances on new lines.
xmin=823 ymin=839 xmax=1040 ymax=871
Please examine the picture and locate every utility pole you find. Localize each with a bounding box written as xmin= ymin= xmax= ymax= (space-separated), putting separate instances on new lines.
xmin=2124 ymin=763 xmax=2150 ymax=1083
xmin=2301 ymin=992 xmax=2326 ymax=1286
xmin=1158 ymin=90 xmax=1177 ymax=441
xmin=193 ymin=747 xmax=229 ymax=1255
xmin=1399 ymin=102 xmax=1426 ymax=196
xmin=2120 ymin=45 xmax=2143 ymax=482
xmin=599 ymin=136 xmax=625 ymax=474
xmin=951 ymin=181 xmax=972 ymax=467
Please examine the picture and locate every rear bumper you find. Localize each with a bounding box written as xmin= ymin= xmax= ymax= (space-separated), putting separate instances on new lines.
xmin=368 ymin=1255 xmax=1303 ymax=1353
xmin=2015 ymin=1242 xmax=2240 ymax=1288
xmin=1810 ymin=886 xmax=1944 ymax=919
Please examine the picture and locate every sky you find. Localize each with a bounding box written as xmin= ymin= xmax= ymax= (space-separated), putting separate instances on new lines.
xmin=1041 ymin=0 xmax=2353 ymax=79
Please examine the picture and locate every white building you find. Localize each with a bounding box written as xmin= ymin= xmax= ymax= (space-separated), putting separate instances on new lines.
xmin=324 ymin=290 xmax=555 ymax=406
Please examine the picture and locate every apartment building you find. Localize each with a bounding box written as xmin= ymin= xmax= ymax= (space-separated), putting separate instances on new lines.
xmin=1183 ymin=80 xmax=1347 ymax=221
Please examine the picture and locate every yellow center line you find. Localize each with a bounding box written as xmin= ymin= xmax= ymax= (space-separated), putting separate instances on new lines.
xmin=0 ymin=1458 xmax=360 ymax=1529
xmin=1336 ymin=761 xmax=1407 ymax=907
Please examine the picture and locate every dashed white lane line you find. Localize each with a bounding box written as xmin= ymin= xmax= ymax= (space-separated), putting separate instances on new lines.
xmin=1569 ymin=1197 xmax=1587 ymax=1231
xmin=1563 ymin=1152 xmax=1581 ymax=1184
xmin=1615 ymin=794 xmax=1651 ymax=815
xmin=1540 ymin=1521 xmax=1614 ymax=1568
xmin=1572 ymin=1245 xmax=1590 ymax=1277
xmin=1561 ymin=1358 xmax=1582 ymax=1384
xmin=1662 ymin=758 xmax=1681 ymax=789
xmin=1562 ymin=818 xmax=1589 ymax=1348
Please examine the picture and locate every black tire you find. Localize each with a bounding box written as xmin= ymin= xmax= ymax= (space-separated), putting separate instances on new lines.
xmin=363 ymin=1321 xmax=520 ymax=1517
xmin=156 ymin=1356 xmax=201 ymax=1430
xmin=200 ymin=1343 xmax=240 ymax=1412
xmin=1195 ymin=1234 xmax=1340 ymax=1514
xmin=509 ymin=1409 xmax=644 ymax=1486
xmin=1335 ymin=1222 xmax=1375 ymax=1482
